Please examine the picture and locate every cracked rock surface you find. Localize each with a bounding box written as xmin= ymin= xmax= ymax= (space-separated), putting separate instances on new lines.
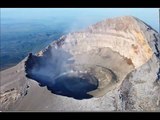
xmin=0 ymin=16 xmax=160 ymax=111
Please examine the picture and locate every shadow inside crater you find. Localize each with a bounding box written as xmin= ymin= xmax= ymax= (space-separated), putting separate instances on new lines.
xmin=26 ymin=70 xmax=99 ymax=100
xmin=25 ymin=48 xmax=99 ymax=100
xmin=48 ymin=72 xmax=98 ymax=99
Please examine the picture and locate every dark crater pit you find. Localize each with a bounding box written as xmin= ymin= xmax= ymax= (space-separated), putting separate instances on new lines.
xmin=25 ymin=53 xmax=99 ymax=100
xmin=49 ymin=72 xmax=99 ymax=99
xmin=26 ymin=71 xmax=99 ymax=100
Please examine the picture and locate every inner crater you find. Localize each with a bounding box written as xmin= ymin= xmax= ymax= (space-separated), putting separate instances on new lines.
xmin=50 ymin=71 xmax=99 ymax=99
xmin=25 ymin=45 xmax=134 ymax=100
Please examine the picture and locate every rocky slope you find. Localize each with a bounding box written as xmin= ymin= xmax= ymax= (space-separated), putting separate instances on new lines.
xmin=0 ymin=16 xmax=159 ymax=111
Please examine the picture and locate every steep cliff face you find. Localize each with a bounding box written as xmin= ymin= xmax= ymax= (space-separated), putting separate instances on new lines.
xmin=1 ymin=16 xmax=159 ymax=111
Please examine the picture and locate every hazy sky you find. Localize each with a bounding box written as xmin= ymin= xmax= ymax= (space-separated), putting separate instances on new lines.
xmin=1 ymin=8 xmax=159 ymax=32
